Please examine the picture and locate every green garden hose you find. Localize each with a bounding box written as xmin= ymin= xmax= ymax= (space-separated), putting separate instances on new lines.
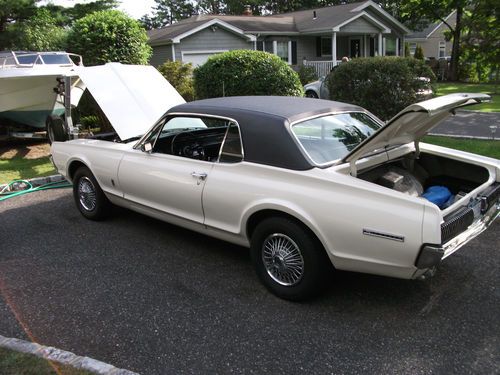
xmin=0 ymin=179 xmax=72 ymax=202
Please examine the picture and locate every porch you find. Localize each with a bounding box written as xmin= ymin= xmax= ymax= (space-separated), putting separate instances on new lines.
xmin=300 ymin=33 xmax=402 ymax=77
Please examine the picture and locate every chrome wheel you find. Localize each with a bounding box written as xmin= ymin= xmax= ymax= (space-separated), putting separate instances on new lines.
xmin=262 ymin=233 xmax=305 ymax=286
xmin=78 ymin=177 xmax=97 ymax=211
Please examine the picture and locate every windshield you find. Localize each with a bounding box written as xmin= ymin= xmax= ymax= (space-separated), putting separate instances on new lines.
xmin=291 ymin=112 xmax=381 ymax=165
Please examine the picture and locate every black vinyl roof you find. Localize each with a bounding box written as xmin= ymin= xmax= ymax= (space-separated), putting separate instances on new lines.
xmin=168 ymin=96 xmax=363 ymax=123
xmin=167 ymin=96 xmax=365 ymax=170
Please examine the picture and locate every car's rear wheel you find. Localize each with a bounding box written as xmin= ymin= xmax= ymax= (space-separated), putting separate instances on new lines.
xmin=250 ymin=217 xmax=331 ymax=301
xmin=305 ymin=90 xmax=319 ymax=99
xmin=73 ymin=166 xmax=111 ymax=220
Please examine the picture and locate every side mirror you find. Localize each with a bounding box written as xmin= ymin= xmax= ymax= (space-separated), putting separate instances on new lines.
xmin=141 ymin=142 xmax=152 ymax=153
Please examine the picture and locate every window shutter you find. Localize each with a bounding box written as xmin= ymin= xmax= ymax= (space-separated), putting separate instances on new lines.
xmin=316 ymin=37 xmax=321 ymax=57
xmin=291 ymin=41 xmax=297 ymax=64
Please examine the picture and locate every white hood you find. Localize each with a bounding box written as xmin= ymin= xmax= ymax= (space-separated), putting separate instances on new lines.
xmin=342 ymin=93 xmax=491 ymax=164
xmin=75 ymin=63 xmax=185 ymax=140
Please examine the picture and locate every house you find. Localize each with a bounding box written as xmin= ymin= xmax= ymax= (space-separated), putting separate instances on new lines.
xmin=406 ymin=11 xmax=456 ymax=60
xmin=148 ymin=0 xmax=410 ymax=76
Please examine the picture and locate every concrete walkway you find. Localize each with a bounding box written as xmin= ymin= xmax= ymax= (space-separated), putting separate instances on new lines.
xmin=430 ymin=111 xmax=500 ymax=139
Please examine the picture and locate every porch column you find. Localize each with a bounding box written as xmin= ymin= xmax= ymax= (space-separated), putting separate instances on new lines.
xmin=401 ymin=36 xmax=405 ymax=56
xmin=332 ymin=32 xmax=337 ymax=63
xmin=396 ymin=37 xmax=400 ymax=56
xmin=378 ymin=32 xmax=383 ymax=56
xmin=363 ymin=35 xmax=368 ymax=57
xmin=272 ymin=40 xmax=277 ymax=55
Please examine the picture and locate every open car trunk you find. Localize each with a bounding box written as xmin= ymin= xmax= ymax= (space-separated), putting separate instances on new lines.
xmin=358 ymin=152 xmax=490 ymax=210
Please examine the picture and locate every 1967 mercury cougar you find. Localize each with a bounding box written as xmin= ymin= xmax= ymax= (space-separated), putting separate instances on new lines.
xmin=51 ymin=94 xmax=499 ymax=300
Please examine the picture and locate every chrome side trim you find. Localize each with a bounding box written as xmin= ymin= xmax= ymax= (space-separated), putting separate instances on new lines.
xmin=362 ymin=228 xmax=405 ymax=242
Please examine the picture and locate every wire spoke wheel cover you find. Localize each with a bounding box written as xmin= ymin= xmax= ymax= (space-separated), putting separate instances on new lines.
xmin=78 ymin=176 xmax=97 ymax=212
xmin=262 ymin=233 xmax=305 ymax=286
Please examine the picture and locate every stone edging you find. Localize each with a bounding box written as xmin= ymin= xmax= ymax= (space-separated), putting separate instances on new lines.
xmin=0 ymin=335 xmax=139 ymax=375
xmin=0 ymin=174 xmax=66 ymax=192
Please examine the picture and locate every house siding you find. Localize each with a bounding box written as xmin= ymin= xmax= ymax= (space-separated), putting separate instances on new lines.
xmin=340 ymin=17 xmax=380 ymax=34
xmin=407 ymin=12 xmax=456 ymax=59
xmin=177 ymin=27 xmax=252 ymax=62
xmin=150 ymin=44 xmax=173 ymax=67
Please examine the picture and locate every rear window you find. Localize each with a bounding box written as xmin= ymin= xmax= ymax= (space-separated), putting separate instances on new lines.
xmin=291 ymin=112 xmax=381 ymax=165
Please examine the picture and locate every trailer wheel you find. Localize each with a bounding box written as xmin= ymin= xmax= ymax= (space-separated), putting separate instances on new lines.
xmin=46 ymin=115 xmax=68 ymax=143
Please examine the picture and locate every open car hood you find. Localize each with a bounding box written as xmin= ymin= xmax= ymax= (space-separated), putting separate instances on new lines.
xmin=75 ymin=63 xmax=185 ymax=140
xmin=342 ymin=93 xmax=491 ymax=165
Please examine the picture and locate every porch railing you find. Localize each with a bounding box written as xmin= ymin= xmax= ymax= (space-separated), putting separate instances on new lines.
xmin=303 ymin=60 xmax=341 ymax=77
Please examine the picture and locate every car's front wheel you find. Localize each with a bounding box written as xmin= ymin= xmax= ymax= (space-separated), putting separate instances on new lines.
xmin=72 ymin=166 xmax=111 ymax=221
xmin=250 ymin=217 xmax=331 ymax=301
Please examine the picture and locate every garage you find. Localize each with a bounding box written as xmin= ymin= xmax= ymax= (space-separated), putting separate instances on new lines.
xmin=181 ymin=50 xmax=227 ymax=67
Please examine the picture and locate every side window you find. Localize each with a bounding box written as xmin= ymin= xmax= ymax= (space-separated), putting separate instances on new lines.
xmin=219 ymin=123 xmax=243 ymax=163
xmin=149 ymin=115 xmax=233 ymax=162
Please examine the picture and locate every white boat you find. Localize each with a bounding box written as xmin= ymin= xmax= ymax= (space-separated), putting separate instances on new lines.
xmin=0 ymin=51 xmax=83 ymax=134
xmin=1 ymin=51 xmax=185 ymax=141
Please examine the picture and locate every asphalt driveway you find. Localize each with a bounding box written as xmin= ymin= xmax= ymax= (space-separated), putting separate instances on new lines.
xmin=0 ymin=190 xmax=499 ymax=374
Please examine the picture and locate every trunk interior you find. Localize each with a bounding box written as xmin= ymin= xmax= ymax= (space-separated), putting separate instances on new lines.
xmin=358 ymin=152 xmax=490 ymax=210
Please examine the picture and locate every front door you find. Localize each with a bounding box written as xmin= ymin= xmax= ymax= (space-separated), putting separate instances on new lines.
xmin=350 ymin=38 xmax=361 ymax=58
xmin=118 ymin=115 xmax=232 ymax=224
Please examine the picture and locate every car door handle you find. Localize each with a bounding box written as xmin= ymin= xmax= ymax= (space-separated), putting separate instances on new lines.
xmin=191 ymin=172 xmax=207 ymax=181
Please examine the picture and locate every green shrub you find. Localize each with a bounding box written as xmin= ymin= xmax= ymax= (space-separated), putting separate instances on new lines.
xmin=297 ymin=65 xmax=318 ymax=85
xmin=67 ymin=10 xmax=151 ymax=66
xmin=327 ymin=57 xmax=436 ymax=121
xmin=414 ymin=45 xmax=425 ymax=60
xmin=193 ymin=50 xmax=304 ymax=99
xmin=157 ymin=60 xmax=194 ymax=101
xmin=404 ymin=42 xmax=411 ymax=57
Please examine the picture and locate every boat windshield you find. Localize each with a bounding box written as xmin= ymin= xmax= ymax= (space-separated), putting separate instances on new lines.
xmin=291 ymin=112 xmax=382 ymax=165
xmin=16 ymin=53 xmax=73 ymax=65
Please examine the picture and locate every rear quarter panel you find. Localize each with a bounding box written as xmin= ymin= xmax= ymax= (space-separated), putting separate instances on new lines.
xmin=203 ymin=161 xmax=427 ymax=278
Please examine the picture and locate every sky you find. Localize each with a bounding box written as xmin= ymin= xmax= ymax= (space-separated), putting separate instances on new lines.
xmin=39 ymin=0 xmax=156 ymax=19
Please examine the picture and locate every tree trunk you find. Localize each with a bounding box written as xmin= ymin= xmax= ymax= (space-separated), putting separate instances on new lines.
xmin=449 ymin=6 xmax=463 ymax=81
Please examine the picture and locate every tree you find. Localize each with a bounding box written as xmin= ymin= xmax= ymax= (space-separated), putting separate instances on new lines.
xmin=398 ymin=0 xmax=466 ymax=81
xmin=67 ymin=10 xmax=152 ymax=66
xmin=0 ymin=0 xmax=38 ymax=49
xmin=414 ymin=45 xmax=424 ymax=60
xmin=404 ymin=42 xmax=411 ymax=57
xmin=9 ymin=8 xmax=67 ymax=51
xmin=141 ymin=0 xmax=196 ymax=29
xmin=461 ymin=0 xmax=499 ymax=85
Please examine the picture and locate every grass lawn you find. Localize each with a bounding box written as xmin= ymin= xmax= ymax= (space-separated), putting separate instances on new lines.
xmin=0 ymin=142 xmax=55 ymax=185
xmin=0 ymin=347 xmax=94 ymax=375
xmin=0 ymin=156 xmax=55 ymax=185
xmin=435 ymin=82 xmax=499 ymax=112
xmin=423 ymin=135 xmax=500 ymax=159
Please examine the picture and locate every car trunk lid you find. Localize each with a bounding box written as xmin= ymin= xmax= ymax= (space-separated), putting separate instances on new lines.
xmin=341 ymin=93 xmax=491 ymax=175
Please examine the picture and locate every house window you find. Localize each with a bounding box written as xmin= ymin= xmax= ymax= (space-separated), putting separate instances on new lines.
xmin=276 ymin=41 xmax=289 ymax=62
xmin=439 ymin=41 xmax=446 ymax=58
xmin=321 ymin=37 xmax=332 ymax=56
xmin=409 ymin=43 xmax=417 ymax=56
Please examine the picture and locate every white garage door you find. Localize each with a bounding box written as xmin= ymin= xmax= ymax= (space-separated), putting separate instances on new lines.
xmin=182 ymin=51 xmax=227 ymax=67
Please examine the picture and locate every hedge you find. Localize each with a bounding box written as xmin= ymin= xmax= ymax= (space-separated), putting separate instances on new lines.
xmin=327 ymin=57 xmax=436 ymax=120
xmin=193 ymin=50 xmax=304 ymax=99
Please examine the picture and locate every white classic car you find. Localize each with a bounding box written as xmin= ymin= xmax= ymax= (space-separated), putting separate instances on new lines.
xmin=51 ymin=94 xmax=499 ymax=300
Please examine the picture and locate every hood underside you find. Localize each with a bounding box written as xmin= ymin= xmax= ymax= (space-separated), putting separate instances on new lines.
xmin=75 ymin=63 xmax=185 ymax=140
xmin=342 ymin=93 xmax=491 ymax=164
